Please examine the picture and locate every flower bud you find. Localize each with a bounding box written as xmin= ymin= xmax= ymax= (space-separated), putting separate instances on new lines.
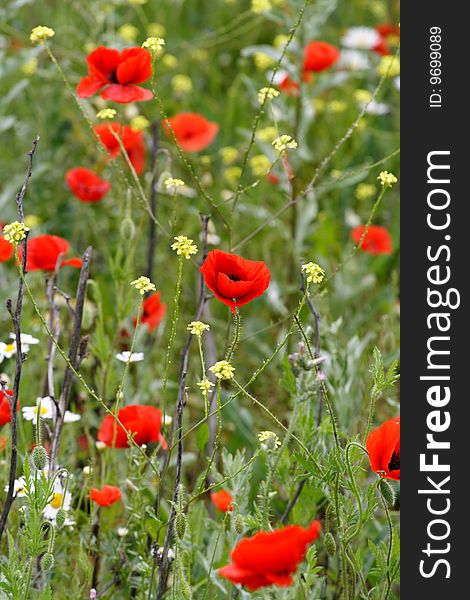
xmin=32 ymin=446 xmax=47 ymax=470
xmin=378 ymin=478 xmax=395 ymax=508
xmin=120 ymin=217 xmax=136 ymax=241
xmin=234 ymin=514 xmax=244 ymax=535
xmin=175 ymin=512 xmax=187 ymax=539
xmin=41 ymin=552 xmax=55 ymax=571
xmin=324 ymin=531 xmax=336 ymax=556
xmin=55 ymin=508 xmax=66 ymax=528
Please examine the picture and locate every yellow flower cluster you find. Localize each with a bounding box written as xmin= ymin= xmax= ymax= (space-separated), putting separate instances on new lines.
xmin=209 ymin=360 xmax=235 ymax=380
xmin=355 ymin=183 xmax=376 ymax=201
xmin=257 ymin=126 xmax=278 ymax=142
xmin=258 ymin=86 xmax=279 ymax=104
xmin=96 ymin=108 xmax=116 ymax=120
xmin=171 ymin=236 xmax=198 ymax=259
xmin=30 ymin=26 xmax=55 ymax=44
xmin=130 ymin=276 xmax=156 ymax=295
xmin=172 ymin=74 xmax=192 ymax=94
xmin=220 ymin=147 xmax=238 ymax=165
xmin=250 ymin=155 xmax=271 ymax=177
xmin=258 ymin=430 xmax=281 ymax=451
xmin=187 ymin=321 xmax=210 ymax=336
xmin=130 ymin=115 xmax=150 ymax=131
xmin=254 ymin=52 xmax=275 ymax=70
xmin=142 ymin=37 xmax=165 ymax=54
xmin=118 ymin=24 xmax=138 ymax=42
xmin=377 ymin=171 xmax=398 ymax=188
xmin=198 ymin=378 xmax=215 ymax=394
xmin=164 ymin=178 xmax=185 ymax=191
xmin=302 ymin=262 xmax=326 ymax=284
xmin=3 ymin=221 xmax=30 ymax=244
xmin=272 ymin=134 xmax=297 ymax=152
xmin=251 ymin=0 xmax=272 ymax=13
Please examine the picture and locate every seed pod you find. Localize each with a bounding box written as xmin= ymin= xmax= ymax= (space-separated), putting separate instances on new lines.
xmin=234 ymin=514 xmax=244 ymax=535
xmin=324 ymin=532 xmax=336 ymax=556
xmin=379 ymin=478 xmax=395 ymax=508
xmin=175 ymin=512 xmax=187 ymax=540
xmin=41 ymin=553 xmax=55 ymax=572
xmin=120 ymin=217 xmax=136 ymax=241
xmin=55 ymin=508 xmax=66 ymax=529
xmin=32 ymin=446 xmax=47 ymax=470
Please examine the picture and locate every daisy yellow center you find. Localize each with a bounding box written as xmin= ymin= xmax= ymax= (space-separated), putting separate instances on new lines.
xmin=4 ymin=344 xmax=14 ymax=353
xmin=50 ymin=493 xmax=62 ymax=509
xmin=34 ymin=406 xmax=49 ymax=416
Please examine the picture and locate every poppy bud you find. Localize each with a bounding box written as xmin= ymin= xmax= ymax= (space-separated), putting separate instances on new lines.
xmin=234 ymin=514 xmax=244 ymax=535
xmin=324 ymin=532 xmax=336 ymax=556
xmin=32 ymin=445 xmax=47 ymax=470
xmin=120 ymin=217 xmax=136 ymax=241
xmin=378 ymin=478 xmax=395 ymax=508
xmin=41 ymin=553 xmax=55 ymax=572
xmin=175 ymin=512 xmax=187 ymax=540
xmin=55 ymin=508 xmax=66 ymax=528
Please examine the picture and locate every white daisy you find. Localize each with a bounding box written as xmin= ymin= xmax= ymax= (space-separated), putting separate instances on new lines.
xmin=9 ymin=333 xmax=39 ymax=352
xmin=0 ymin=342 xmax=16 ymax=364
xmin=341 ymin=27 xmax=381 ymax=50
xmin=338 ymin=49 xmax=369 ymax=70
xmin=364 ymin=100 xmax=390 ymax=115
xmin=43 ymin=478 xmax=72 ymax=523
xmin=116 ymin=351 xmax=144 ymax=363
xmin=4 ymin=476 xmax=30 ymax=498
xmin=22 ymin=396 xmax=81 ymax=423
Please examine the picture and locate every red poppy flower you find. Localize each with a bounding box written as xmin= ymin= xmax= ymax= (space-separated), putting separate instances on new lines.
xmin=0 ymin=389 xmax=19 ymax=427
xmin=303 ymin=41 xmax=340 ymax=73
xmin=77 ymin=46 xmax=153 ymax=103
xmin=351 ymin=225 xmax=393 ymax=255
xmin=65 ymin=167 xmax=111 ymax=203
xmin=373 ymin=24 xmax=400 ymax=56
xmin=200 ymin=250 xmax=270 ymax=315
xmin=366 ymin=417 xmax=400 ymax=480
xmin=135 ymin=292 xmax=166 ymax=333
xmin=94 ymin=123 xmax=146 ymax=175
xmin=90 ymin=484 xmax=122 ymax=507
xmin=211 ymin=490 xmax=233 ymax=512
xmin=97 ymin=404 xmax=167 ymax=449
xmin=219 ymin=521 xmax=321 ymax=591
xmin=0 ymin=238 xmax=14 ymax=263
xmin=277 ymin=74 xmax=300 ymax=96
xmin=18 ymin=235 xmax=82 ymax=271
xmin=267 ymin=172 xmax=280 ymax=185
xmin=162 ymin=112 xmax=219 ymax=152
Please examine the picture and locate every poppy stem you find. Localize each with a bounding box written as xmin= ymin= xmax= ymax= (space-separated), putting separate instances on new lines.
xmin=225 ymin=308 xmax=241 ymax=362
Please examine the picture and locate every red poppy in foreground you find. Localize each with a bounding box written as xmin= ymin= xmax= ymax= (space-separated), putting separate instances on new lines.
xmin=18 ymin=235 xmax=82 ymax=271
xmin=0 ymin=390 xmax=19 ymax=427
xmin=303 ymin=41 xmax=340 ymax=74
xmin=211 ymin=490 xmax=233 ymax=512
xmin=94 ymin=123 xmax=146 ymax=175
xmin=0 ymin=238 xmax=14 ymax=263
xmin=77 ymin=46 xmax=153 ymax=103
xmin=65 ymin=167 xmax=111 ymax=202
xmin=90 ymin=485 xmax=122 ymax=507
xmin=351 ymin=225 xmax=393 ymax=255
xmin=97 ymin=404 xmax=167 ymax=449
xmin=366 ymin=417 xmax=400 ymax=480
xmin=162 ymin=112 xmax=219 ymax=152
xmin=219 ymin=521 xmax=321 ymax=591
xmin=200 ymin=250 xmax=270 ymax=315
xmin=135 ymin=292 xmax=166 ymax=333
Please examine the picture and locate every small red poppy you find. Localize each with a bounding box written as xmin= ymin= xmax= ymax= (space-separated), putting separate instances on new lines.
xmin=303 ymin=41 xmax=340 ymax=73
xmin=366 ymin=417 xmax=400 ymax=481
xmin=351 ymin=225 xmax=393 ymax=255
xmin=94 ymin=123 xmax=147 ymax=175
xmin=90 ymin=484 xmax=122 ymax=507
xmin=65 ymin=167 xmax=111 ymax=203
xmin=200 ymin=250 xmax=270 ymax=315
xmin=135 ymin=292 xmax=166 ymax=333
xmin=0 ymin=390 xmax=19 ymax=427
xmin=0 ymin=238 xmax=14 ymax=263
xmin=77 ymin=46 xmax=153 ymax=103
xmin=278 ymin=74 xmax=300 ymax=96
xmin=219 ymin=521 xmax=321 ymax=591
xmin=18 ymin=235 xmax=82 ymax=271
xmin=162 ymin=112 xmax=219 ymax=152
xmin=97 ymin=404 xmax=167 ymax=449
xmin=373 ymin=24 xmax=400 ymax=56
xmin=211 ymin=490 xmax=233 ymax=512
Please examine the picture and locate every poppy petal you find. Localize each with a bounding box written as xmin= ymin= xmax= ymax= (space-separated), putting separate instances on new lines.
xmin=100 ymin=84 xmax=153 ymax=103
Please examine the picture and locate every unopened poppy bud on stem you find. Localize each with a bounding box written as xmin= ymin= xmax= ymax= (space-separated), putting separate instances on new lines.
xmin=324 ymin=531 xmax=336 ymax=555
xmin=33 ymin=445 xmax=48 ymax=470
xmin=378 ymin=478 xmax=395 ymax=507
